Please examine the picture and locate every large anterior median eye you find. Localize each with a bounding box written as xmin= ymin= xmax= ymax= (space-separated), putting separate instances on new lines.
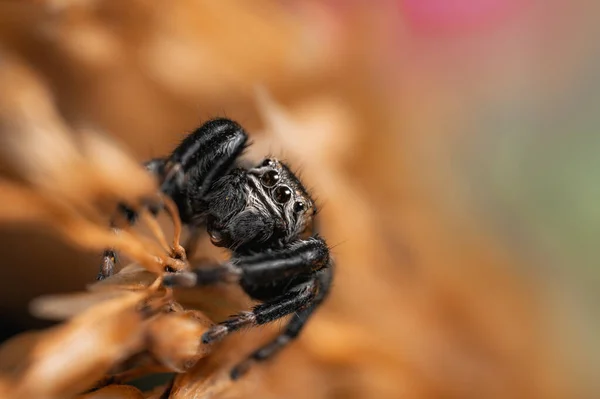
xmin=261 ymin=170 xmax=280 ymax=187
xmin=274 ymin=186 xmax=292 ymax=204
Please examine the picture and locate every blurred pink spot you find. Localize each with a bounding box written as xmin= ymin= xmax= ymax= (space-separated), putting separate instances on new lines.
xmin=402 ymin=0 xmax=525 ymax=33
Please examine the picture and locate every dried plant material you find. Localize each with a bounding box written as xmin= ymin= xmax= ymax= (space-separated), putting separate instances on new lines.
xmin=0 ymin=49 xmax=213 ymax=399
xmin=133 ymin=1 xmax=337 ymax=99
xmin=0 ymin=153 xmax=185 ymax=277
xmin=0 ymin=180 xmax=58 ymax=223
xmin=0 ymin=52 xmax=156 ymax=217
xmin=78 ymin=130 xmax=159 ymax=210
xmin=169 ymin=360 xmax=234 ymax=399
xmin=161 ymin=195 xmax=185 ymax=258
xmin=29 ymin=264 xmax=170 ymax=320
xmin=0 ymin=271 xmax=214 ymax=398
xmin=29 ymin=290 xmax=135 ymax=321
xmin=91 ymin=364 xmax=172 ymax=391
xmin=0 ymin=291 xmax=149 ymax=399
xmin=88 ymin=263 xmax=160 ymax=293
xmin=0 ymin=180 xmax=170 ymax=274
xmin=76 ymin=385 xmax=145 ymax=399
xmin=164 ymin=329 xmax=303 ymax=399
xmin=0 ymin=330 xmax=44 ymax=377
xmin=147 ymin=310 xmax=212 ymax=373
xmin=0 ymin=52 xmax=184 ymax=276
xmin=139 ymin=209 xmax=173 ymax=255
xmin=254 ymin=87 xmax=356 ymax=169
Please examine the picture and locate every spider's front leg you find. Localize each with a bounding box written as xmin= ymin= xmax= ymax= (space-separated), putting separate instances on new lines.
xmin=96 ymin=118 xmax=248 ymax=280
xmin=159 ymin=118 xmax=249 ymax=206
xmin=163 ymin=236 xmax=333 ymax=379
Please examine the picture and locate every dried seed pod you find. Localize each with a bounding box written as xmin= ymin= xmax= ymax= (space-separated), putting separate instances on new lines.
xmin=147 ymin=310 xmax=212 ymax=373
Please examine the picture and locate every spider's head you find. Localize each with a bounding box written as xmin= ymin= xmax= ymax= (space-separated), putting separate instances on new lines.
xmin=205 ymin=158 xmax=316 ymax=252
xmin=248 ymin=158 xmax=317 ymax=233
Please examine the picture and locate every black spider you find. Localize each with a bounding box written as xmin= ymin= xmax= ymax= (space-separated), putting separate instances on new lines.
xmin=98 ymin=118 xmax=334 ymax=380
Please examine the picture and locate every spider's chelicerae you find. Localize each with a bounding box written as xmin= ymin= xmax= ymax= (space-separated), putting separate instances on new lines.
xmin=98 ymin=118 xmax=334 ymax=379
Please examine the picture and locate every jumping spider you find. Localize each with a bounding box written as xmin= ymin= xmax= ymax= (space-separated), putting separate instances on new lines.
xmin=98 ymin=118 xmax=334 ymax=379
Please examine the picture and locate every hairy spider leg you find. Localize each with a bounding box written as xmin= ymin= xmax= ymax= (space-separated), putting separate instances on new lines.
xmin=163 ymin=236 xmax=332 ymax=379
xmin=160 ymin=118 xmax=249 ymax=206
xmin=230 ymin=266 xmax=333 ymax=380
xmin=163 ymin=236 xmax=329 ymax=288
xmin=97 ymin=118 xmax=249 ymax=280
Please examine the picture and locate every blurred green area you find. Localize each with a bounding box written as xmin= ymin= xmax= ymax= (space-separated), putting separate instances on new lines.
xmin=455 ymin=54 xmax=600 ymax=389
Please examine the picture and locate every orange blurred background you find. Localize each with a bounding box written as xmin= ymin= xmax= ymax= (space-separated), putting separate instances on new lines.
xmin=0 ymin=1 xmax=598 ymax=398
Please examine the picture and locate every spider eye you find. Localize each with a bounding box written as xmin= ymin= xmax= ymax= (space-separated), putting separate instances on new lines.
xmin=261 ymin=158 xmax=275 ymax=167
xmin=261 ymin=170 xmax=280 ymax=187
xmin=274 ymin=186 xmax=292 ymax=204
xmin=293 ymin=201 xmax=306 ymax=213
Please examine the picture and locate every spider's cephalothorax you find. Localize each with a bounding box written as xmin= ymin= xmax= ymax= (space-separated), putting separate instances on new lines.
xmin=198 ymin=157 xmax=317 ymax=253
xmin=98 ymin=118 xmax=333 ymax=380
